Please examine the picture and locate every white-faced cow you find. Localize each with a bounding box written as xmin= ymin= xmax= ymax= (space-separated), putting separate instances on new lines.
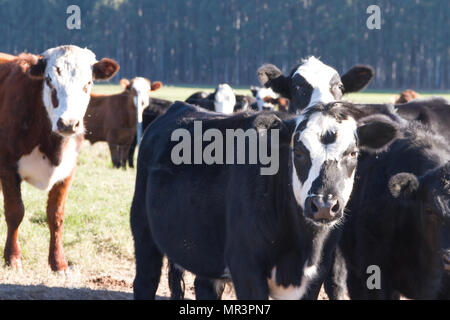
xmin=130 ymin=100 xmax=398 ymax=300
xmin=84 ymin=77 xmax=162 ymax=168
xmin=186 ymin=84 xmax=253 ymax=114
xmin=0 ymin=45 xmax=119 ymax=271
xmin=250 ymin=86 xmax=289 ymax=112
xmin=258 ymin=57 xmax=374 ymax=113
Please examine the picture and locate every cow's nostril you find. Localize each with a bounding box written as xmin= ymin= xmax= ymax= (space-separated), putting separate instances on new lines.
xmin=74 ymin=121 xmax=80 ymax=129
xmin=332 ymin=202 xmax=340 ymax=213
xmin=310 ymin=201 xmax=318 ymax=214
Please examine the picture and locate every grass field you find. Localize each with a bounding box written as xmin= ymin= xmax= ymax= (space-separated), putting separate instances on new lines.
xmin=0 ymin=85 xmax=448 ymax=299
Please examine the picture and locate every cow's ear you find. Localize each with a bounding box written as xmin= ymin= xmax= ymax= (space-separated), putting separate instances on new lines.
xmin=278 ymin=97 xmax=289 ymax=108
xmin=151 ymin=81 xmax=162 ymax=91
xmin=257 ymin=64 xmax=291 ymax=99
xmin=253 ymin=113 xmax=295 ymax=144
xmin=357 ymin=115 xmax=399 ymax=152
xmin=28 ymin=58 xmax=47 ymax=79
xmin=120 ymin=78 xmax=130 ymax=89
xmin=93 ymin=58 xmax=120 ymax=80
xmin=341 ymin=65 xmax=374 ymax=94
xmin=389 ymin=173 xmax=420 ymax=199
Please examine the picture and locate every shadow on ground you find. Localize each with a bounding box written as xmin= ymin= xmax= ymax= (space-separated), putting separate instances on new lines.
xmin=0 ymin=283 xmax=168 ymax=300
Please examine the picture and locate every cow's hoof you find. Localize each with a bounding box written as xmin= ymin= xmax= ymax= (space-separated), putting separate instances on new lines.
xmin=5 ymin=256 xmax=23 ymax=270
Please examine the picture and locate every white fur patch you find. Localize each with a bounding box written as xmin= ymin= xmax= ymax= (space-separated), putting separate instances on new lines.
xmin=255 ymin=87 xmax=279 ymax=111
xmin=18 ymin=139 xmax=78 ymax=191
xmin=214 ymin=84 xmax=236 ymax=114
xmin=291 ymin=113 xmax=358 ymax=209
xmin=41 ymin=45 xmax=97 ymax=134
xmin=267 ymin=228 xmax=329 ymax=300
xmin=131 ymin=77 xmax=151 ymax=122
xmin=293 ymin=57 xmax=339 ymax=109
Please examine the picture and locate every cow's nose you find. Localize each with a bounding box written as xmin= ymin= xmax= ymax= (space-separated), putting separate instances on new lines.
xmin=57 ymin=118 xmax=80 ymax=134
xmin=305 ymin=195 xmax=341 ymax=223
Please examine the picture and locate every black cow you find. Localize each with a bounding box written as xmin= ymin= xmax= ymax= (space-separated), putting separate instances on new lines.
xmin=130 ymin=101 xmax=398 ymax=300
xmin=323 ymin=112 xmax=450 ymax=300
xmin=128 ymin=97 xmax=173 ymax=168
xmin=258 ymin=56 xmax=374 ymax=113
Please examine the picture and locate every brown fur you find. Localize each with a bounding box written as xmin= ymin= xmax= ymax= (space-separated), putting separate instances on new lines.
xmin=395 ymin=90 xmax=421 ymax=104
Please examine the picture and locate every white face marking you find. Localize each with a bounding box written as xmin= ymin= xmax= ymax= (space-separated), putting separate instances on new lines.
xmin=214 ymin=84 xmax=236 ymax=114
xmin=293 ymin=57 xmax=339 ymax=109
xmin=255 ymin=87 xmax=278 ymax=111
xmin=42 ymin=46 xmax=97 ymax=135
xmin=291 ymin=112 xmax=358 ymax=210
xmin=17 ymin=139 xmax=78 ymax=191
xmin=131 ymin=77 xmax=151 ymax=123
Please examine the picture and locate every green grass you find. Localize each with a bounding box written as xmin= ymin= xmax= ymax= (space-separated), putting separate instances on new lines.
xmin=0 ymin=85 xmax=448 ymax=299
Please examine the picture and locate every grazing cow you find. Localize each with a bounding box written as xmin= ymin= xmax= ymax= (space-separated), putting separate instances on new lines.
xmin=257 ymin=57 xmax=374 ymax=113
xmin=130 ymin=100 xmax=398 ymax=300
xmin=390 ymin=89 xmax=421 ymax=104
xmin=250 ymin=86 xmax=289 ymax=112
xmin=0 ymin=45 xmax=119 ymax=271
xmin=84 ymin=77 xmax=162 ymax=168
xmin=324 ymin=112 xmax=450 ymax=299
xmin=128 ymin=97 xmax=173 ymax=168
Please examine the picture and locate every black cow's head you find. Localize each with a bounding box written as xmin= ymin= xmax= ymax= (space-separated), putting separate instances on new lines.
xmin=389 ymin=162 xmax=450 ymax=269
xmin=257 ymin=57 xmax=374 ymax=113
xmin=286 ymin=102 xmax=398 ymax=226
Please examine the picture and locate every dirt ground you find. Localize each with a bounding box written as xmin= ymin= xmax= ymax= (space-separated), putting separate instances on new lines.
xmin=0 ymin=258 xmax=330 ymax=300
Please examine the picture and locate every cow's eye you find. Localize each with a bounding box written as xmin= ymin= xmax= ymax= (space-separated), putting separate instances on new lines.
xmin=56 ymin=67 xmax=61 ymax=76
xmin=350 ymin=151 xmax=358 ymax=158
xmin=425 ymin=207 xmax=434 ymax=216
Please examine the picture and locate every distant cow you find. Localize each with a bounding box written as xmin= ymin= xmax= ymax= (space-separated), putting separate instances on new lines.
xmin=323 ymin=101 xmax=450 ymax=299
xmin=128 ymin=97 xmax=173 ymax=168
xmin=250 ymin=86 xmax=289 ymax=112
xmin=258 ymin=57 xmax=374 ymax=113
xmin=84 ymin=77 xmax=162 ymax=168
xmin=390 ymin=89 xmax=421 ymax=104
xmin=186 ymin=84 xmax=256 ymax=113
xmin=130 ymin=101 xmax=398 ymax=300
xmin=0 ymin=45 xmax=119 ymax=271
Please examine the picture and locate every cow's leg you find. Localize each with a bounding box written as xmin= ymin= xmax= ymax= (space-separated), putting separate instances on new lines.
xmin=128 ymin=136 xmax=137 ymax=168
xmin=227 ymin=254 xmax=268 ymax=299
xmin=2 ymin=172 xmax=24 ymax=268
xmin=324 ymin=248 xmax=348 ymax=300
xmin=168 ymin=261 xmax=185 ymax=300
xmin=194 ymin=276 xmax=226 ymax=300
xmin=131 ymin=173 xmax=162 ymax=300
xmin=108 ymin=143 xmax=121 ymax=168
xmin=46 ymin=170 xmax=74 ymax=271
xmin=120 ymin=145 xmax=131 ymax=169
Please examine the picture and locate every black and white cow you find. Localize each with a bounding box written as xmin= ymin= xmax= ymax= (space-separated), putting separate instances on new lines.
xmin=130 ymin=100 xmax=398 ymax=300
xmin=322 ymin=103 xmax=450 ymax=300
xmin=258 ymin=57 xmax=374 ymax=113
xmin=186 ymin=84 xmax=256 ymax=113
xmin=250 ymin=86 xmax=290 ymax=112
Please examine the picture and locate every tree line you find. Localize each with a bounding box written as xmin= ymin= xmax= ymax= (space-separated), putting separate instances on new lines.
xmin=0 ymin=0 xmax=448 ymax=90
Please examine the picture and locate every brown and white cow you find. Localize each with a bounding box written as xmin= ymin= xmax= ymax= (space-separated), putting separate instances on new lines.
xmin=0 ymin=45 xmax=119 ymax=271
xmin=84 ymin=77 xmax=162 ymax=168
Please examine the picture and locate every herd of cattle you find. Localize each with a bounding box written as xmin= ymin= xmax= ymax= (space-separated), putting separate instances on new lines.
xmin=0 ymin=45 xmax=448 ymax=300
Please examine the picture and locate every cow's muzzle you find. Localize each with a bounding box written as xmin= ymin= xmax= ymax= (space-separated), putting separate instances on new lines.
xmin=304 ymin=195 xmax=342 ymax=224
xmin=57 ymin=118 xmax=81 ymax=136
